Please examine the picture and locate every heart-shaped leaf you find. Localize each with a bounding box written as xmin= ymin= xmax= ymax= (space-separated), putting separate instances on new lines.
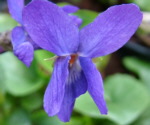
xmin=75 ymin=74 xmax=149 ymax=125
xmin=0 ymin=52 xmax=44 ymax=96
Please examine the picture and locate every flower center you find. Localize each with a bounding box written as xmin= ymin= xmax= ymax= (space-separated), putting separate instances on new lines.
xmin=69 ymin=54 xmax=78 ymax=65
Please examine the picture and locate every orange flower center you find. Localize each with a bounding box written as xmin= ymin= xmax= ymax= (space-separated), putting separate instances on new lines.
xmin=69 ymin=54 xmax=78 ymax=65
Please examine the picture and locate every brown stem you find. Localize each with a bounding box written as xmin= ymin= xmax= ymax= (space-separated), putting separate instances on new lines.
xmin=0 ymin=31 xmax=12 ymax=51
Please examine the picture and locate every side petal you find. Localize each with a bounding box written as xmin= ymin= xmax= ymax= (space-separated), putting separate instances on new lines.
xmin=11 ymin=26 xmax=26 ymax=48
xmin=14 ymin=42 xmax=34 ymax=67
xmin=23 ymin=0 xmax=79 ymax=56
xmin=57 ymin=60 xmax=88 ymax=122
xmin=44 ymin=56 xmax=70 ymax=116
xmin=11 ymin=26 xmax=34 ymax=67
xmin=62 ymin=5 xmax=79 ymax=13
xmin=7 ymin=0 xmax=24 ymax=24
xmin=78 ymin=4 xmax=142 ymax=58
xmin=79 ymin=57 xmax=108 ymax=114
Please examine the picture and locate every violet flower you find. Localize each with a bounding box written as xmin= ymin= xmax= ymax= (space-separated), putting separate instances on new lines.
xmin=23 ymin=0 xmax=142 ymax=122
xmin=7 ymin=0 xmax=81 ymax=67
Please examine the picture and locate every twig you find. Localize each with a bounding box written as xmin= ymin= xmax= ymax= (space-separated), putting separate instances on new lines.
xmin=0 ymin=31 xmax=12 ymax=51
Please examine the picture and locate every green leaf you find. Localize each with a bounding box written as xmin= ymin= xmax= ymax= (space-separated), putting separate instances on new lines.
xmin=0 ymin=91 xmax=5 ymax=105
xmin=6 ymin=109 xmax=31 ymax=125
xmin=57 ymin=2 xmax=70 ymax=6
xmin=0 ymin=13 xmax=17 ymax=32
xmin=75 ymin=92 xmax=102 ymax=118
xmin=123 ymin=57 xmax=150 ymax=124
xmin=75 ymin=74 xmax=149 ymax=125
xmin=123 ymin=57 xmax=150 ymax=91
xmin=104 ymin=74 xmax=149 ymax=124
xmin=0 ymin=61 xmax=6 ymax=93
xmin=62 ymin=116 xmax=92 ymax=125
xmin=74 ymin=10 xmax=98 ymax=28
xmin=0 ymin=113 xmax=4 ymax=125
xmin=0 ymin=52 xmax=44 ymax=96
xmin=132 ymin=105 xmax=150 ymax=125
xmin=2 ymin=96 xmax=14 ymax=116
xmin=21 ymin=93 xmax=43 ymax=112
xmin=93 ymin=119 xmax=116 ymax=125
xmin=31 ymin=111 xmax=63 ymax=125
xmin=58 ymin=3 xmax=98 ymax=28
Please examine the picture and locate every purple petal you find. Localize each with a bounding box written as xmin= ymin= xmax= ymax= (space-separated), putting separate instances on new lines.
xmin=23 ymin=0 xmax=79 ymax=56
xmin=26 ymin=35 xmax=41 ymax=50
xmin=68 ymin=60 xmax=88 ymax=98
xmin=14 ymin=42 xmax=34 ymax=67
xmin=44 ymin=56 xmax=70 ymax=116
xmin=61 ymin=5 xmax=82 ymax=27
xmin=11 ymin=26 xmax=26 ymax=48
xmin=7 ymin=0 xmax=24 ymax=24
xmin=11 ymin=26 xmax=34 ymax=67
xmin=57 ymin=85 xmax=75 ymax=122
xmin=78 ymin=4 xmax=142 ymax=58
xmin=70 ymin=15 xmax=82 ymax=27
xmin=79 ymin=57 xmax=108 ymax=114
xmin=57 ymin=60 xmax=87 ymax=122
xmin=62 ymin=5 xmax=79 ymax=13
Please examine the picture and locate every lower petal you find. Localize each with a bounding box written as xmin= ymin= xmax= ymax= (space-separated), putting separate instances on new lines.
xmin=58 ymin=60 xmax=88 ymax=122
xmin=57 ymin=84 xmax=75 ymax=122
xmin=68 ymin=61 xmax=87 ymax=97
xmin=44 ymin=56 xmax=70 ymax=116
xmin=79 ymin=57 xmax=108 ymax=114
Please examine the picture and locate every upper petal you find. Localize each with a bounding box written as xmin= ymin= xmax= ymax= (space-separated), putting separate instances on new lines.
xmin=79 ymin=57 xmax=108 ymax=114
xmin=7 ymin=0 xmax=24 ymax=24
xmin=78 ymin=4 xmax=142 ymax=58
xmin=44 ymin=56 xmax=70 ymax=116
xmin=62 ymin=5 xmax=79 ymax=13
xmin=23 ymin=0 xmax=79 ymax=56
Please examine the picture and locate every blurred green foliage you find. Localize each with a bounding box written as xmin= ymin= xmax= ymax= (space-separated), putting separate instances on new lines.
xmin=127 ymin=0 xmax=150 ymax=11
xmin=75 ymin=74 xmax=149 ymax=125
xmin=74 ymin=10 xmax=98 ymax=28
xmin=0 ymin=13 xmax=17 ymax=32
xmin=0 ymin=53 xmax=44 ymax=96
xmin=0 ymin=1 xmax=150 ymax=125
xmin=123 ymin=57 xmax=150 ymax=91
